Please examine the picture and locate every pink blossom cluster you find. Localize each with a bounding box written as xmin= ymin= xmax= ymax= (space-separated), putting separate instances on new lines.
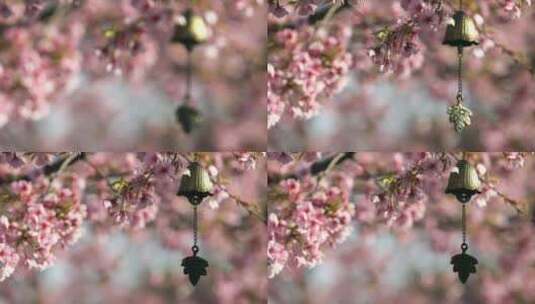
xmin=498 ymin=0 xmax=532 ymax=19
xmin=268 ymin=176 xmax=355 ymax=277
xmin=92 ymin=24 xmax=158 ymax=80
xmin=269 ymin=0 xmax=324 ymax=18
xmin=233 ymin=152 xmax=265 ymax=170
xmin=369 ymin=0 xmax=445 ymax=77
xmin=503 ymin=152 xmax=528 ymax=169
xmin=0 ymin=22 xmax=82 ymax=126
xmin=88 ymin=152 xmax=265 ymax=228
xmin=0 ymin=0 xmax=58 ymax=21
xmin=203 ymin=152 xmax=267 ymax=209
xmin=232 ymin=0 xmax=264 ymax=17
xmin=268 ymin=26 xmax=353 ymax=128
xmin=87 ymin=153 xmax=185 ymax=229
xmin=85 ymin=0 xmax=164 ymax=80
xmin=0 ymin=178 xmax=86 ymax=281
xmin=368 ymin=157 xmax=434 ymax=230
xmin=0 ymin=152 xmax=266 ymax=283
xmin=0 ymin=152 xmax=55 ymax=168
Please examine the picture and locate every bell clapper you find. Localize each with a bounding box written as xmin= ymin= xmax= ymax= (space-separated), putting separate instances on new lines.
xmin=177 ymin=162 xmax=213 ymax=286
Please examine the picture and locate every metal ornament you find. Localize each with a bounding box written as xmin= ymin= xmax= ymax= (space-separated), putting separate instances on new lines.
xmin=445 ymin=160 xmax=481 ymax=203
xmin=171 ymin=6 xmax=209 ymax=133
xmin=172 ymin=9 xmax=209 ymax=51
xmin=181 ymin=253 xmax=209 ymax=286
xmin=445 ymin=159 xmax=480 ymax=284
xmin=442 ymin=10 xmax=479 ymax=48
xmin=177 ymin=161 xmax=213 ymax=286
xmin=444 ymin=1 xmax=479 ymax=133
xmin=451 ymin=242 xmax=479 ymax=284
xmin=176 ymin=104 xmax=203 ymax=134
xmin=178 ymin=162 xmax=213 ymax=206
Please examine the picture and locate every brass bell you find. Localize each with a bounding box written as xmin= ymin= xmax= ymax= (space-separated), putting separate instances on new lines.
xmin=177 ymin=162 xmax=213 ymax=205
xmin=445 ymin=160 xmax=481 ymax=203
xmin=172 ymin=9 xmax=209 ymax=50
xmin=176 ymin=104 xmax=202 ymax=134
xmin=442 ymin=11 xmax=479 ymax=48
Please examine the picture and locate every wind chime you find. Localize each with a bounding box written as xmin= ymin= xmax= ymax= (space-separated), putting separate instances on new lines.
xmin=443 ymin=0 xmax=479 ymax=133
xmin=172 ymin=3 xmax=209 ymax=134
xmin=445 ymin=159 xmax=481 ymax=284
xmin=177 ymin=161 xmax=214 ymax=286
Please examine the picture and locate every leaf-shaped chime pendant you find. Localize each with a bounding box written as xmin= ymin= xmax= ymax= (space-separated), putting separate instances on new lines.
xmin=182 ymin=245 xmax=209 ymax=285
xmin=445 ymin=159 xmax=480 ymax=284
xmin=177 ymin=161 xmax=213 ymax=286
xmin=451 ymin=243 xmax=478 ymax=284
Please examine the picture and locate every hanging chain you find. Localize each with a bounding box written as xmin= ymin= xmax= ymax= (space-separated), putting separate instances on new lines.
xmin=457 ymin=0 xmax=464 ymax=105
xmin=456 ymin=47 xmax=464 ymax=105
xmin=192 ymin=205 xmax=199 ymax=255
xmin=461 ymin=203 xmax=468 ymax=252
xmin=184 ymin=49 xmax=193 ymax=105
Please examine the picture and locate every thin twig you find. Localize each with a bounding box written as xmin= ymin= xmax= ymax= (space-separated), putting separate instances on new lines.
xmin=480 ymin=178 xmax=525 ymax=214
xmin=226 ymin=191 xmax=266 ymax=224
xmin=268 ymin=0 xmax=353 ymax=33
xmin=268 ymin=152 xmax=356 ymax=185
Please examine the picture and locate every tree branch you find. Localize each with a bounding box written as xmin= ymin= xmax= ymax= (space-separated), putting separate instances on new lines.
xmin=310 ymin=152 xmax=356 ymax=176
xmin=0 ymin=152 xmax=86 ymax=185
xmin=268 ymin=152 xmax=356 ymax=185
xmin=226 ymin=191 xmax=267 ymax=225
xmin=480 ymin=178 xmax=526 ymax=214
xmin=45 ymin=152 xmax=86 ymax=177
xmin=268 ymin=0 xmax=353 ymax=33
